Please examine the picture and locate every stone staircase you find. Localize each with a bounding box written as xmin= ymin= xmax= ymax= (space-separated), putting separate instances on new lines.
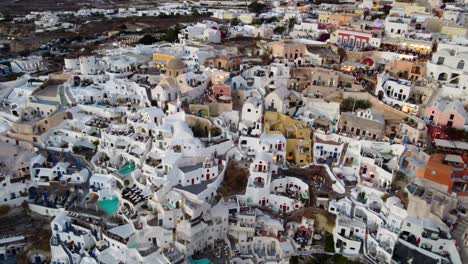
xmin=452 ymin=215 xmax=468 ymax=263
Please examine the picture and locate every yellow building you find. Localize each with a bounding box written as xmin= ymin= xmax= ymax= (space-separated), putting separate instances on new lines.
xmin=264 ymin=112 xmax=312 ymax=166
xmin=393 ymin=3 xmax=427 ymax=15
xmin=424 ymin=18 xmax=468 ymax=38
xmin=441 ymin=25 xmax=468 ymax=39
xmin=238 ymin=13 xmax=255 ymax=24
xmin=152 ymin=53 xmax=174 ymax=63
xmin=223 ymin=11 xmax=236 ymax=20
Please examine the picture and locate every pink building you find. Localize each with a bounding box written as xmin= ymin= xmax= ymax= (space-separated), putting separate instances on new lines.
xmin=424 ymin=100 xmax=467 ymax=130
xmin=212 ymin=84 xmax=231 ymax=99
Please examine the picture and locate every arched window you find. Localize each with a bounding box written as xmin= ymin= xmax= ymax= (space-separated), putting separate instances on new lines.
xmin=411 ymin=66 xmax=421 ymax=74
xmin=457 ymin=60 xmax=464 ymax=70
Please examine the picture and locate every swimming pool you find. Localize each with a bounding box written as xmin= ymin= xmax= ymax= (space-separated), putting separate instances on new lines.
xmin=95 ymin=104 xmax=107 ymax=108
xmin=188 ymin=257 xmax=212 ymax=264
xmin=118 ymin=161 xmax=136 ymax=175
xmin=97 ymin=196 xmax=120 ymax=215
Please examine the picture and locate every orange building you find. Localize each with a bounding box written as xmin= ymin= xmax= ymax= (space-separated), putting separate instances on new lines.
xmin=384 ymin=59 xmax=426 ymax=81
xmin=206 ymin=55 xmax=241 ymax=72
xmin=419 ymin=154 xmax=468 ymax=197
xmin=319 ymin=13 xmax=360 ymax=27
xmin=298 ymin=6 xmax=311 ymax=13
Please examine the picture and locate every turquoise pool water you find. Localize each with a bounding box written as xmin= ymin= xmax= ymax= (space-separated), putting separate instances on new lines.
xmin=98 ymin=196 xmax=120 ymax=215
xmin=188 ymin=257 xmax=212 ymax=264
xmin=95 ymin=104 xmax=107 ymax=108
xmin=129 ymin=243 xmax=138 ymax=249
xmin=119 ymin=161 xmax=136 ymax=175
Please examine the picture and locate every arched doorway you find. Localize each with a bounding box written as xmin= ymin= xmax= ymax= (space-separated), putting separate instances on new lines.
xmin=438 ymin=72 xmax=448 ymax=81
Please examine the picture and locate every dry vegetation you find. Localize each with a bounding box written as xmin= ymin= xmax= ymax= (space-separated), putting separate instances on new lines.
xmin=0 ymin=0 xmax=173 ymax=16
xmin=218 ymin=161 xmax=249 ymax=197
xmin=288 ymin=207 xmax=336 ymax=233
xmin=16 ymin=227 xmax=52 ymax=264
xmin=0 ymin=204 xmax=10 ymax=216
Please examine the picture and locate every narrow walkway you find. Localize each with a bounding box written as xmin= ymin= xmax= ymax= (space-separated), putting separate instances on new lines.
xmin=452 ymin=215 xmax=468 ymax=263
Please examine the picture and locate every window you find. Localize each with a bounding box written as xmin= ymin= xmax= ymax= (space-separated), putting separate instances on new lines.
xmin=450 ymin=114 xmax=454 ymax=120
xmin=432 ymin=170 xmax=436 ymax=175
xmin=437 ymin=57 xmax=445 ymax=65
xmin=457 ymin=60 xmax=464 ymax=70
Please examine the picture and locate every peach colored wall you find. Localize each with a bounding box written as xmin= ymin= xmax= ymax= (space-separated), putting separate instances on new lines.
xmin=424 ymin=106 xmax=465 ymax=129
xmin=271 ymin=42 xmax=306 ymax=59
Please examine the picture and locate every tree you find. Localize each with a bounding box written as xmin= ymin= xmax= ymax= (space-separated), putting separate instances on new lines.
xmin=363 ymin=9 xmax=370 ymax=19
xmin=340 ymin=98 xmax=372 ymax=112
xmin=324 ymin=233 xmax=335 ymax=252
xmin=337 ymin=47 xmax=347 ymax=63
xmin=264 ymin=16 xmax=278 ymax=23
xmin=42 ymin=51 xmax=52 ymax=58
xmin=382 ymin=5 xmax=392 ymax=15
xmin=0 ymin=11 xmax=13 ymax=22
xmin=288 ymin=17 xmax=297 ymax=32
xmin=248 ymin=1 xmax=268 ymax=14
xmin=138 ymin=34 xmax=158 ymax=45
xmin=162 ymin=24 xmax=181 ymax=43
xmin=18 ymin=49 xmax=32 ymax=57
xmin=290 ymin=256 xmax=299 ymax=264
xmin=274 ymin=26 xmax=286 ymax=35
xmin=371 ymin=13 xmax=386 ymax=20
xmin=231 ymin=18 xmax=240 ymax=26
xmin=72 ymin=146 xmax=79 ymax=152
xmin=210 ymin=126 xmax=222 ymax=137
xmin=191 ymin=7 xmax=201 ymax=17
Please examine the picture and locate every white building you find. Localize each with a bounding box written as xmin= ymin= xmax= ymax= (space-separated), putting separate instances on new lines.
xmin=375 ymin=73 xmax=419 ymax=113
xmin=179 ymin=21 xmax=222 ymax=44
xmin=239 ymin=96 xmax=263 ymax=136
xmin=426 ymin=42 xmax=468 ymax=97
xmin=384 ymin=17 xmax=411 ymax=38
xmin=265 ymin=88 xmax=292 ymax=114
xmin=296 ymin=100 xmax=340 ymax=132
xmin=10 ymin=56 xmax=47 ymax=74
xmin=399 ymin=216 xmax=462 ymax=264
xmin=243 ymin=141 xmax=309 ymax=213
